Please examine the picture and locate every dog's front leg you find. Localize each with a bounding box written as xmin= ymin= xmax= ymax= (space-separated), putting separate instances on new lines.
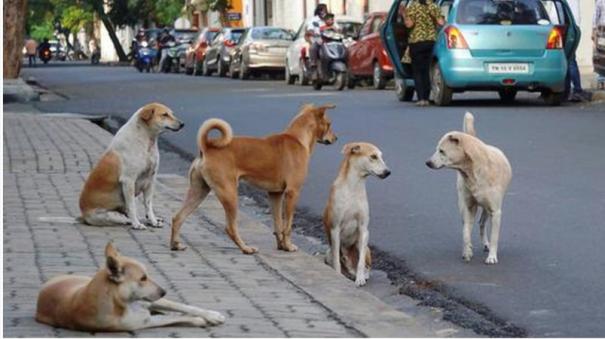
xmin=355 ymin=226 xmax=369 ymax=287
xmin=150 ymin=299 xmax=225 ymax=325
xmin=459 ymin=202 xmax=476 ymax=262
xmin=143 ymin=181 xmax=163 ymax=228
xmin=330 ymin=226 xmax=341 ymax=274
xmin=121 ymin=178 xmax=146 ymax=230
xmin=281 ymin=189 xmax=300 ymax=252
xmin=129 ymin=315 xmax=210 ymax=330
xmin=485 ymin=209 xmax=501 ymax=264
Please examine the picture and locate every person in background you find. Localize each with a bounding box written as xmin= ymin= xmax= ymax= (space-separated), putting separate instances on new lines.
xmin=404 ymin=0 xmax=444 ymax=106
xmin=25 ymin=38 xmax=38 ymax=67
xmin=594 ymin=0 xmax=605 ymax=42
xmin=306 ymin=3 xmax=329 ymax=79
xmin=566 ymin=0 xmax=591 ymax=102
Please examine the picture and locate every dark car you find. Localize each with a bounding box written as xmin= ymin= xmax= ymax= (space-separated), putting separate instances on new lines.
xmin=202 ymin=27 xmax=246 ymax=77
xmin=347 ymin=11 xmax=394 ymax=89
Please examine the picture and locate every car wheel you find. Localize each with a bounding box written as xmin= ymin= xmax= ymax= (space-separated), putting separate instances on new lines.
xmin=395 ymin=77 xmax=414 ymax=102
xmin=346 ymin=69 xmax=356 ymax=89
xmin=239 ymin=58 xmax=250 ymax=80
xmin=431 ymin=63 xmax=453 ymax=106
xmin=202 ymin=58 xmax=211 ymax=76
xmin=229 ymin=60 xmax=238 ymax=79
xmin=218 ymin=58 xmax=227 ymax=77
xmin=498 ymin=88 xmax=517 ymax=104
xmin=542 ymin=90 xmax=564 ymax=106
xmin=373 ymin=61 xmax=387 ymax=90
xmin=285 ymin=60 xmax=295 ymax=85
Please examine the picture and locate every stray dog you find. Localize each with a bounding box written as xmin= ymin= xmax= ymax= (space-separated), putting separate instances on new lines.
xmin=426 ymin=112 xmax=512 ymax=264
xmin=323 ymin=142 xmax=390 ymax=286
xmin=36 ymin=242 xmax=225 ymax=331
xmin=79 ymin=103 xmax=184 ymax=230
xmin=171 ymin=103 xmax=337 ymax=254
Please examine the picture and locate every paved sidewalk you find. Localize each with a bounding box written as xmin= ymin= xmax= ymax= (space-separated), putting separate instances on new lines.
xmin=3 ymin=111 xmax=454 ymax=337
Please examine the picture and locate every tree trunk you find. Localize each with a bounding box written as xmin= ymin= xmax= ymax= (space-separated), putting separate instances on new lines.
xmin=98 ymin=13 xmax=129 ymax=62
xmin=3 ymin=0 xmax=27 ymax=78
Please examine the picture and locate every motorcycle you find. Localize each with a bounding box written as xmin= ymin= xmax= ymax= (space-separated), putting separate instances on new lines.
xmin=312 ymin=29 xmax=348 ymax=91
xmin=39 ymin=48 xmax=52 ymax=64
xmin=160 ymin=41 xmax=183 ymax=73
xmin=134 ymin=41 xmax=156 ymax=72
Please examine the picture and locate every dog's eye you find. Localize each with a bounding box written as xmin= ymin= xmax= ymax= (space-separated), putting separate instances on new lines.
xmin=439 ymin=149 xmax=445 ymax=155
xmin=140 ymin=275 xmax=147 ymax=282
xmin=162 ymin=113 xmax=169 ymax=117
xmin=370 ymin=154 xmax=378 ymax=160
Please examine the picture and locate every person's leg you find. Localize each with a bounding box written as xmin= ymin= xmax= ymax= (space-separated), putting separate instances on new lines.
xmin=409 ymin=43 xmax=426 ymax=102
xmin=568 ymin=56 xmax=583 ymax=94
xmin=419 ymin=42 xmax=435 ymax=101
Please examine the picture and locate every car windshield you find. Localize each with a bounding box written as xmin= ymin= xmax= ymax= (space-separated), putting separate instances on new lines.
xmin=338 ymin=21 xmax=363 ymax=38
xmin=456 ymin=0 xmax=550 ymax=25
xmin=227 ymin=30 xmax=245 ymax=42
xmin=250 ymin=27 xmax=292 ymax=40
xmin=174 ymin=30 xmax=198 ymax=42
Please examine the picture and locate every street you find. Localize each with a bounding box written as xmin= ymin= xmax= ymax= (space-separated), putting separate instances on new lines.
xmin=21 ymin=63 xmax=605 ymax=337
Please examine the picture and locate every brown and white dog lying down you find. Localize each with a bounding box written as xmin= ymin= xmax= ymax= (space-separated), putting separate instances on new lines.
xmin=426 ymin=112 xmax=512 ymax=264
xmin=36 ymin=242 xmax=225 ymax=332
xmin=171 ymin=103 xmax=338 ymax=254
xmin=323 ymin=142 xmax=390 ymax=286
xmin=79 ymin=103 xmax=184 ymax=230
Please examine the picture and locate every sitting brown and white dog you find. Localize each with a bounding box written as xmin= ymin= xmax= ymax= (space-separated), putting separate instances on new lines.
xmin=36 ymin=242 xmax=225 ymax=332
xmin=323 ymin=142 xmax=390 ymax=286
xmin=171 ymin=103 xmax=337 ymax=254
xmin=79 ymin=103 xmax=184 ymax=230
xmin=426 ymin=112 xmax=512 ymax=264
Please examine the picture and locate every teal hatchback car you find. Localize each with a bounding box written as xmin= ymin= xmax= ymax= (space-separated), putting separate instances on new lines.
xmin=381 ymin=0 xmax=580 ymax=106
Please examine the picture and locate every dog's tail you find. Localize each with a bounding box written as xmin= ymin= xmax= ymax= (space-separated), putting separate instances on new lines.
xmin=197 ymin=118 xmax=233 ymax=152
xmin=463 ymin=112 xmax=476 ymax=137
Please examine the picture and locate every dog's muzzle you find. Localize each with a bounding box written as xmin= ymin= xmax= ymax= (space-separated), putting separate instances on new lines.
xmin=425 ymin=160 xmax=436 ymax=169
xmin=168 ymin=121 xmax=185 ymax=131
xmin=378 ymin=169 xmax=391 ymax=179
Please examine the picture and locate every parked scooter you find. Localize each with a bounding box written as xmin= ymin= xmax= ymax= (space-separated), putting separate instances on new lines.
xmin=312 ymin=29 xmax=348 ymax=91
xmin=135 ymin=41 xmax=157 ymax=72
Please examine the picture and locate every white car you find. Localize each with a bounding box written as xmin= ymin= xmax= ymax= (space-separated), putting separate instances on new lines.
xmin=284 ymin=16 xmax=362 ymax=85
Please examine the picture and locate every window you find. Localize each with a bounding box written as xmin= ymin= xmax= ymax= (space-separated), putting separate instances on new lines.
xmin=250 ymin=27 xmax=293 ymax=40
xmin=456 ymin=0 xmax=550 ymax=25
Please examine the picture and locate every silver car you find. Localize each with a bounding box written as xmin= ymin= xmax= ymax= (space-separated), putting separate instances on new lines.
xmin=285 ymin=16 xmax=362 ymax=85
xmin=230 ymin=26 xmax=294 ymax=80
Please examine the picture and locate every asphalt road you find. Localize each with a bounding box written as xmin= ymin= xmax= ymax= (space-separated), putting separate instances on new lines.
xmin=21 ymin=62 xmax=605 ymax=337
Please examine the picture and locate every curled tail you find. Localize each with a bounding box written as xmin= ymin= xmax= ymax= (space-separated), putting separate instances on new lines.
xmin=197 ymin=118 xmax=233 ymax=153
xmin=463 ymin=112 xmax=476 ymax=137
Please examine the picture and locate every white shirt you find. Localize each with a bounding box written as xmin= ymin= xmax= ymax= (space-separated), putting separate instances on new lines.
xmin=595 ymin=0 xmax=605 ymax=27
xmin=307 ymin=15 xmax=325 ymax=43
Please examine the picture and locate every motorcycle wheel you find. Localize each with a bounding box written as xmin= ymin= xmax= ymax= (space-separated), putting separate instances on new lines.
xmin=146 ymin=64 xmax=151 ymax=73
xmin=334 ymin=72 xmax=346 ymax=91
xmin=312 ymin=78 xmax=322 ymax=90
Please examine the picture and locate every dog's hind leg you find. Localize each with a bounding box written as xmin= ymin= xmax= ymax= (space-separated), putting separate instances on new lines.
xmin=268 ymin=192 xmax=285 ymax=250
xmin=215 ymin=181 xmax=257 ymax=254
xmin=281 ymin=188 xmax=301 ymax=252
xmin=170 ymin=174 xmax=210 ymax=251
xmin=485 ymin=209 xmax=502 ymax=265
xmin=81 ymin=210 xmax=131 ymax=226
xmin=479 ymin=209 xmax=490 ymax=252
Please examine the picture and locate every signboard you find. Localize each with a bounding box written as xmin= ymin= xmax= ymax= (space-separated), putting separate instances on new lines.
xmin=227 ymin=12 xmax=242 ymax=21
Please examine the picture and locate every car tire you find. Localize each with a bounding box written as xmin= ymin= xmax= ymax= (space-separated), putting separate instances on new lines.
xmin=285 ymin=60 xmax=295 ymax=85
xmin=239 ymin=58 xmax=250 ymax=80
xmin=373 ymin=61 xmax=387 ymax=90
xmin=229 ymin=61 xmax=238 ymax=79
xmin=395 ymin=77 xmax=414 ymax=102
xmin=202 ymin=58 xmax=211 ymax=76
xmin=543 ymin=90 xmax=564 ymax=106
xmin=347 ymin=69 xmax=356 ymax=89
xmin=431 ymin=63 xmax=453 ymax=106
xmin=498 ymin=88 xmax=517 ymax=104
xmin=217 ymin=58 xmax=227 ymax=77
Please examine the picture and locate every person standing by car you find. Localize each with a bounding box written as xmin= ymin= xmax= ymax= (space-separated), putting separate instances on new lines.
xmin=25 ymin=38 xmax=38 ymax=67
xmin=594 ymin=0 xmax=605 ymax=42
xmin=306 ymin=3 xmax=328 ymax=79
xmin=404 ymin=0 xmax=444 ymax=106
xmin=565 ymin=0 xmax=591 ymax=102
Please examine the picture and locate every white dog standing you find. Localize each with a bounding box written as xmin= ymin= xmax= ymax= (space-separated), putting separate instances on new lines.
xmin=79 ymin=102 xmax=184 ymax=230
xmin=323 ymin=142 xmax=390 ymax=286
xmin=426 ymin=112 xmax=512 ymax=264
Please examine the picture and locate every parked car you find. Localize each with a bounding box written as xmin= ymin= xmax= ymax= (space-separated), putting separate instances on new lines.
xmin=285 ymin=16 xmax=363 ymax=85
xmin=184 ymin=27 xmax=221 ymax=75
xmin=347 ymin=11 xmax=394 ymax=89
xmin=230 ymin=26 xmax=294 ymax=80
xmin=595 ymin=26 xmax=605 ymax=78
xmin=202 ymin=28 xmax=246 ymax=77
xmin=382 ymin=0 xmax=580 ymax=106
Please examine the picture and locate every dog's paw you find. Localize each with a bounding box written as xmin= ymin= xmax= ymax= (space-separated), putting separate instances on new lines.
xmin=355 ymin=276 xmax=367 ymax=287
xmin=191 ymin=317 xmax=208 ymax=327
xmin=484 ymin=255 xmax=498 ymax=265
xmin=171 ymin=241 xmax=188 ymax=251
xmin=241 ymin=246 xmax=258 ymax=255
xmin=203 ymin=311 xmax=226 ymax=325
xmin=483 ymin=245 xmax=490 ymax=253
xmin=281 ymin=243 xmax=298 ymax=252
xmin=462 ymin=248 xmax=473 ymax=262
xmin=131 ymin=223 xmax=148 ymax=231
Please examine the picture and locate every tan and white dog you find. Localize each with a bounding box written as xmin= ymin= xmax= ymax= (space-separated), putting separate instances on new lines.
xmin=426 ymin=112 xmax=512 ymax=264
xmin=171 ymin=103 xmax=337 ymax=254
xmin=323 ymin=142 xmax=390 ymax=286
xmin=36 ymin=242 xmax=225 ymax=332
xmin=79 ymin=103 xmax=184 ymax=230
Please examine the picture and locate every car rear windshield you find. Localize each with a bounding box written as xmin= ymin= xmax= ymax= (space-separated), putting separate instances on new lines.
xmin=250 ymin=28 xmax=293 ymax=40
xmin=226 ymin=30 xmax=245 ymax=42
xmin=456 ymin=0 xmax=550 ymax=25
xmin=206 ymin=31 xmax=219 ymax=41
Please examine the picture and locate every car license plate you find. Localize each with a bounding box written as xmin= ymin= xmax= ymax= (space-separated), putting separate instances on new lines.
xmin=488 ymin=63 xmax=529 ymax=74
xmin=598 ymin=37 xmax=605 ymax=48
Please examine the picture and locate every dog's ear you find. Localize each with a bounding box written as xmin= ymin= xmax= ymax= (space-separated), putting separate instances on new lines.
xmin=315 ymin=103 xmax=336 ymax=117
xmin=105 ymin=242 xmax=124 ymax=283
xmin=139 ymin=106 xmax=155 ymax=122
xmin=342 ymin=143 xmax=361 ymax=155
xmin=448 ymin=134 xmax=460 ymax=145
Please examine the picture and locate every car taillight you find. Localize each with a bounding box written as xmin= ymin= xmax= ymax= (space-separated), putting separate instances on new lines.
xmin=546 ymin=27 xmax=563 ymax=49
xmin=444 ymin=26 xmax=468 ymax=49
xmin=300 ymin=47 xmax=307 ymax=59
xmin=224 ymin=39 xmax=235 ymax=47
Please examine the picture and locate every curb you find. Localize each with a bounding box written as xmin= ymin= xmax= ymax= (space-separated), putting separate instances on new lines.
xmin=3 ymin=78 xmax=40 ymax=103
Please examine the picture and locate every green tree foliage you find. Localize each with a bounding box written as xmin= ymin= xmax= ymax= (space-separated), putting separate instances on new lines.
xmin=107 ymin=0 xmax=184 ymax=27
